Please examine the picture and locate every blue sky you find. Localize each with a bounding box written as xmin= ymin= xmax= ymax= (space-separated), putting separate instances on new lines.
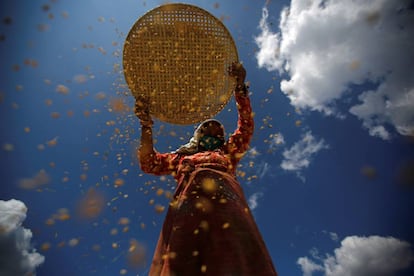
xmin=1 ymin=0 xmax=414 ymax=275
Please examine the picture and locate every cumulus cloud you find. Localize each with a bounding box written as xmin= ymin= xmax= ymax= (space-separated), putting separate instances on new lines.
xmin=297 ymin=235 xmax=414 ymax=276
xmin=0 ymin=199 xmax=45 ymax=276
xmin=255 ymin=6 xmax=282 ymax=71
xmin=297 ymin=256 xmax=324 ymax=276
xmin=281 ymin=131 xmax=328 ymax=172
xmin=255 ymin=0 xmax=414 ymax=139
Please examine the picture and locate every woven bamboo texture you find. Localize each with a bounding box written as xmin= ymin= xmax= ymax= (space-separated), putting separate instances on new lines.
xmin=123 ymin=3 xmax=239 ymax=125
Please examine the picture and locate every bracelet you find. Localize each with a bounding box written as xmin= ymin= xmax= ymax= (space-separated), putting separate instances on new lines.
xmin=235 ymin=83 xmax=249 ymax=96
xmin=140 ymin=119 xmax=153 ymax=127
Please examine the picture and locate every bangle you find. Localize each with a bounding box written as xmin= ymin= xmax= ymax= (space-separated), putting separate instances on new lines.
xmin=140 ymin=119 xmax=153 ymax=127
xmin=235 ymin=83 xmax=248 ymax=96
xmin=235 ymin=83 xmax=245 ymax=90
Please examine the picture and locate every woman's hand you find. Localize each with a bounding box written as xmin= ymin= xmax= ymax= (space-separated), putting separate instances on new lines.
xmin=227 ymin=62 xmax=246 ymax=85
xmin=228 ymin=62 xmax=248 ymax=97
xmin=135 ymin=96 xmax=153 ymax=126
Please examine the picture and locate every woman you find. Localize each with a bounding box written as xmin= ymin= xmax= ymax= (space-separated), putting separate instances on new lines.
xmin=135 ymin=62 xmax=277 ymax=275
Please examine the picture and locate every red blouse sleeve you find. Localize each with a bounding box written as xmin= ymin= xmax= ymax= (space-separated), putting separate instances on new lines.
xmin=226 ymin=92 xmax=254 ymax=164
xmin=139 ymin=151 xmax=180 ymax=176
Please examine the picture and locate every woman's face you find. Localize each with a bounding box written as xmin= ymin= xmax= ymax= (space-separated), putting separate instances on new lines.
xmin=198 ymin=121 xmax=225 ymax=151
xmin=200 ymin=122 xmax=224 ymax=138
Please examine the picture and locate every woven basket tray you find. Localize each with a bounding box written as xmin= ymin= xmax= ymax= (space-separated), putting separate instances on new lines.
xmin=123 ymin=3 xmax=238 ymax=125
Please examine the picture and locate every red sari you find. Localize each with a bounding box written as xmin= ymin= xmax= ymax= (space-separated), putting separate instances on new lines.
xmin=140 ymin=94 xmax=277 ymax=275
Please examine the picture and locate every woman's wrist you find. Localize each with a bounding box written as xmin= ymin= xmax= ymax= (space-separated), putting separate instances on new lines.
xmin=235 ymin=83 xmax=249 ymax=96
xmin=140 ymin=119 xmax=154 ymax=127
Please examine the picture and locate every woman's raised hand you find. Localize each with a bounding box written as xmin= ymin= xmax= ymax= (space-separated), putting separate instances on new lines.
xmin=135 ymin=96 xmax=153 ymax=126
xmin=227 ymin=62 xmax=246 ymax=85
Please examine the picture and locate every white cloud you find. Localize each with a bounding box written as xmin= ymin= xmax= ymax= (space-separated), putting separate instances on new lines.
xmin=297 ymin=257 xmax=324 ymax=276
xmin=323 ymin=230 xmax=340 ymax=242
xmin=255 ymin=6 xmax=282 ymax=71
xmin=257 ymin=161 xmax=271 ymax=179
xmin=329 ymin=232 xmax=339 ymax=242
xmin=272 ymin=133 xmax=285 ymax=146
xmin=0 ymin=199 xmax=45 ymax=276
xmin=255 ymin=0 xmax=414 ymax=139
xmin=269 ymin=132 xmax=285 ymax=153
xmin=298 ymin=235 xmax=414 ymax=276
xmin=247 ymin=192 xmax=263 ymax=210
xmin=244 ymin=148 xmax=271 ymax=180
xmin=247 ymin=147 xmax=261 ymax=159
xmin=281 ymin=131 xmax=328 ymax=172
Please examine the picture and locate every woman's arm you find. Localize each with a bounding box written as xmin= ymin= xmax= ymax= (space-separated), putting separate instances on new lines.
xmin=135 ymin=98 xmax=178 ymax=175
xmin=226 ymin=63 xmax=254 ymax=162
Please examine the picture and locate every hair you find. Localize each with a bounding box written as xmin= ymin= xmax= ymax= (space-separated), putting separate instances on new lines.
xmin=174 ymin=119 xmax=225 ymax=155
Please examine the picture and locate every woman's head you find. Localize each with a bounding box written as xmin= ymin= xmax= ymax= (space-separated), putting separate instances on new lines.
xmin=198 ymin=120 xmax=225 ymax=151
xmin=175 ymin=119 xmax=225 ymax=154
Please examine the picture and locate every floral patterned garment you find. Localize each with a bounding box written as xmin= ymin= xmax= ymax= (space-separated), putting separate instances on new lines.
xmin=139 ymin=93 xmax=254 ymax=178
xmin=139 ymin=93 xmax=277 ymax=276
